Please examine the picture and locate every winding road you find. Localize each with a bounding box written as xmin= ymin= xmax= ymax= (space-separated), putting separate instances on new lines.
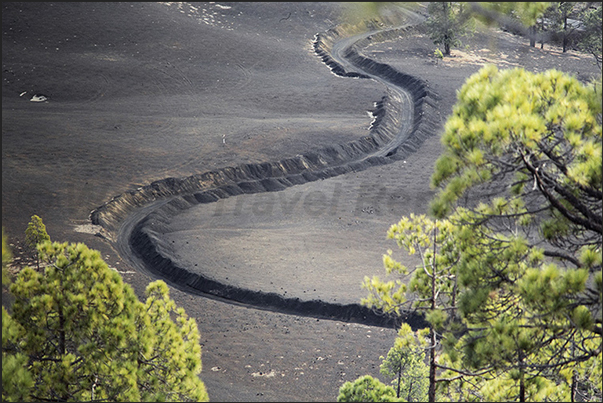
xmin=91 ymin=11 xmax=435 ymax=329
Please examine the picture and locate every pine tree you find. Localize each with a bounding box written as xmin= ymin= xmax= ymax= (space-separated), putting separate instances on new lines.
xmin=2 ymin=229 xmax=13 ymax=286
xmin=24 ymin=214 xmax=50 ymax=270
xmin=2 ymin=307 xmax=34 ymax=402
xmin=2 ymin=236 xmax=209 ymax=402
xmin=337 ymin=374 xmax=404 ymax=402
xmin=379 ymin=323 xmax=429 ymax=402
xmin=430 ymin=65 xmax=602 ymax=401
xmin=2 ymin=230 xmax=34 ymax=402
xmin=362 ymin=214 xmax=462 ymax=402
xmin=425 ymin=2 xmax=475 ymax=56
xmin=577 ymin=3 xmax=602 ymax=69
xmin=360 ymin=65 xmax=601 ymax=401
xmin=135 ymin=280 xmax=208 ymax=402
xmin=8 ymin=241 xmax=144 ymax=401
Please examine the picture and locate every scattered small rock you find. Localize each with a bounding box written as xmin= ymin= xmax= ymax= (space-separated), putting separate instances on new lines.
xmin=30 ymin=94 xmax=48 ymax=102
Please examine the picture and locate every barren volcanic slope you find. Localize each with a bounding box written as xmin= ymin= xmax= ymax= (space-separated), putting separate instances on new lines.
xmin=95 ymin=13 xmax=442 ymax=328
xmin=2 ymin=2 xmax=600 ymax=402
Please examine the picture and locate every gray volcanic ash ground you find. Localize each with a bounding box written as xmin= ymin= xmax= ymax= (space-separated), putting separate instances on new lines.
xmin=3 ymin=2 xmax=599 ymax=401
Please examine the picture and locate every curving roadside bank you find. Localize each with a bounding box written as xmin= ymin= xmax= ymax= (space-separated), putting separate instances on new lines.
xmin=90 ymin=22 xmax=439 ymax=329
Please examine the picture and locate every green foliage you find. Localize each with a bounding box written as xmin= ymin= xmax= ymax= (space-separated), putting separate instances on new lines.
xmin=2 ymin=306 xmax=34 ymax=402
xmin=2 ymin=239 xmax=208 ymax=402
xmin=24 ymin=214 xmax=50 ymax=269
xmin=479 ymin=2 xmax=551 ymax=27
xmin=430 ymin=66 xmax=601 ymax=254
xmin=362 ymin=214 xmax=462 ymax=402
xmin=577 ymin=3 xmax=603 ymax=68
xmin=337 ymin=375 xmax=404 ymax=402
xmin=379 ymin=324 xmax=429 ymax=402
xmin=542 ymin=2 xmax=578 ymax=51
xmin=426 ymin=65 xmax=602 ymax=402
xmin=362 ymin=214 xmax=460 ymax=318
xmin=2 ymin=229 xmax=12 ymax=286
xmin=136 ymin=280 xmax=207 ymax=402
xmin=479 ymin=370 xmax=571 ymax=402
xmin=1 ymin=229 xmax=33 ymax=402
xmin=469 ymin=2 xmax=551 ymax=48
xmin=7 ymin=241 xmax=142 ymax=401
xmin=24 ymin=214 xmax=50 ymax=251
xmin=425 ymin=2 xmax=475 ymax=55
xmin=513 ymin=2 xmax=552 ymax=27
xmin=468 ymin=2 xmax=550 ymax=28
xmin=361 ymin=65 xmax=601 ymax=402
xmin=340 ymin=2 xmax=421 ymax=28
xmin=451 ymin=207 xmax=600 ymax=386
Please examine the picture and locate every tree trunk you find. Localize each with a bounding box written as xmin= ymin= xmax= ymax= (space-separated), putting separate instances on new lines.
xmin=58 ymin=300 xmax=69 ymax=401
xmin=540 ymin=17 xmax=545 ymax=49
xmin=428 ymin=226 xmax=437 ymax=403
xmin=443 ymin=2 xmax=451 ymax=56
xmin=397 ymin=368 xmax=402 ymax=398
xmin=428 ymin=327 xmax=437 ymax=402
xmin=519 ymin=350 xmax=526 ymax=402
xmin=570 ymin=341 xmax=577 ymax=402
xmin=58 ymin=302 xmax=65 ymax=355
xmin=570 ymin=369 xmax=577 ymax=402
xmin=529 ymin=26 xmax=537 ymax=47
xmin=563 ymin=16 xmax=568 ymax=53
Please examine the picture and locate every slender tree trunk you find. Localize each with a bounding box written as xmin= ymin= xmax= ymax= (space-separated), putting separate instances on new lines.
xmin=428 ymin=327 xmax=436 ymax=402
xmin=571 ymin=370 xmax=577 ymax=402
xmin=58 ymin=302 xmax=65 ymax=355
xmin=397 ymin=367 xmax=402 ymax=398
xmin=570 ymin=341 xmax=577 ymax=402
xmin=563 ymin=16 xmax=568 ymax=52
xmin=540 ymin=18 xmax=544 ymax=49
xmin=519 ymin=350 xmax=525 ymax=402
xmin=529 ymin=25 xmax=537 ymax=47
xmin=58 ymin=300 xmax=69 ymax=401
xmin=428 ymin=226 xmax=437 ymax=403
xmin=451 ymin=275 xmax=457 ymax=319
xmin=443 ymin=2 xmax=451 ymax=56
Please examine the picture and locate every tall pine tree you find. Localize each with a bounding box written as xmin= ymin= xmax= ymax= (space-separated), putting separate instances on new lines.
xmin=2 ymin=221 xmax=209 ymax=402
xmin=431 ymin=65 xmax=601 ymax=401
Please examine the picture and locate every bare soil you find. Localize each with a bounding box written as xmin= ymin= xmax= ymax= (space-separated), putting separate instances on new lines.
xmin=2 ymin=2 xmax=599 ymax=401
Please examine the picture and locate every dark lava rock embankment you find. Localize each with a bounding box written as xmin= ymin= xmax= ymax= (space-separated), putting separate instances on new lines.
xmin=91 ymin=22 xmax=440 ymax=330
